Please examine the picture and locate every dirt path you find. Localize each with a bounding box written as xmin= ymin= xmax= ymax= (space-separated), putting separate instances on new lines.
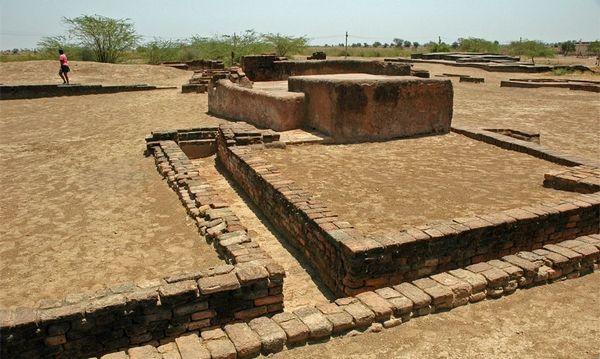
xmin=260 ymin=133 xmax=572 ymax=234
xmin=273 ymin=272 xmax=600 ymax=359
xmin=192 ymin=156 xmax=333 ymax=311
xmin=0 ymin=90 xmax=223 ymax=307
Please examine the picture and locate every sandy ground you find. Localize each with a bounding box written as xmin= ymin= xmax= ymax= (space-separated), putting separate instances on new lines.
xmin=0 ymin=89 xmax=223 ymax=308
xmin=408 ymin=62 xmax=600 ymax=160
xmin=272 ymin=272 xmax=600 ymax=359
xmin=260 ymin=133 xmax=572 ymax=233
xmin=0 ymin=60 xmax=192 ymax=86
xmin=192 ymin=156 xmax=333 ymax=310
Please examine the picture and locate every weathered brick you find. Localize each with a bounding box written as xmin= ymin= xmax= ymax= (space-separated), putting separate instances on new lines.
xmin=198 ymin=273 xmax=240 ymax=295
xmin=393 ymin=282 xmax=431 ymax=310
xmin=355 ymin=292 xmax=393 ymax=322
xmin=293 ymin=306 xmax=333 ymax=339
xmin=224 ymin=322 xmax=261 ymax=358
xmin=430 ymin=272 xmax=471 ymax=307
xmin=175 ymin=333 xmax=210 ymax=359
xmin=128 ymin=345 xmax=162 ymax=359
xmin=272 ymin=312 xmax=310 ymax=345
xmin=412 ymin=278 xmax=453 ymax=310
xmin=248 ymin=316 xmax=287 ymax=354
xmin=317 ymin=303 xmax=355 ymax=334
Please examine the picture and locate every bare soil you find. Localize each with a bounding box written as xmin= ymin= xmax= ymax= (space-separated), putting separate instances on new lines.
xmin=272 ymin=272 xmax=600 ymax=359
xmin=410 ymin=62 xmax=600 ymax=160
xmin=0 ymin=60 xmax=191 ymax=86
xmin=260 ymin=133 xmax=572 ymax=234
xmin=0 ymin=88 xmax=223 ymax=308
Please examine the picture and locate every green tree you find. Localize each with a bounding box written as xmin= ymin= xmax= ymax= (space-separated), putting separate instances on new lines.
xmin=560 ymin=41 xmax=576 ymax=56
xmin=191 ymin=30 xmax=270 ymax=66
xmin=588 ymin=41 xmax=600 ymax=56
xmin=403 ymin=40 xmax=411 ymax=48
xmin=372 ymin=41 xmax=382 ymax=48
xmin=457 ymin=37 xmax=500 ymax=53
xmin=37 ymin=35 xmax=94 ymax=61
xmin=507 ymin=40 xmax=554 ymax=64
xmin=412 ymin=41 xmax=419 ymax=49
xmin=392 ymin=38 xmax=403 ymax=47
xmin=428 ymin=41 xmax=451 ymax=52
xmin=62 ymin=15 xmax=140 ymax=63
xmin=262 ymin=33 xmax=308 ymax=57
xmin=140 ymin=39 xmax=182 ymax=64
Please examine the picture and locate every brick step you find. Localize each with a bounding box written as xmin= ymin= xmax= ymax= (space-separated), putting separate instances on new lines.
xmin=92 ymin=234 xmax=599 ymax=359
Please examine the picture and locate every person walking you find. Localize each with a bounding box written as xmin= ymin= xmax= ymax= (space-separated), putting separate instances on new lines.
xmin=58 ymin=49 xmax=70 ymax=84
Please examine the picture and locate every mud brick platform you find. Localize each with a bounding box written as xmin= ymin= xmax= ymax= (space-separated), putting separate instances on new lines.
xmin=286 ymin=74 xmax=453 ymax=142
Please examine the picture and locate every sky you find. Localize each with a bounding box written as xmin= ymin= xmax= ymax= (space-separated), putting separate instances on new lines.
xmin=0 ymin=0 xmax=599 ymax=49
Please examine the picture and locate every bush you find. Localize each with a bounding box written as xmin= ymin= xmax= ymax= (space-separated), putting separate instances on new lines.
xmin=457 ymin=37 xmax=500 ymax=53
xmin=428 ymin=42 xmax=452 ymax=52
xmin=507 ymin=40 xmax=554 ymax=64
xmin=138 ymin=39 xmax=182 ymax=64
xmin=262 ymin=33 xmax=308 ymax=57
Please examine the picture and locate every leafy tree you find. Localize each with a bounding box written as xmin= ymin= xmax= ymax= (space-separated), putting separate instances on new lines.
xmin=587 ymin=41 xmax=600 ymax=55
xmin=372 ymin=41 xmax=382 ymax=48
xmin=457 ymin=37 xmax=500 ymax=53
xmin=560 ymin=41 xmax=576 ymax=56
xmin=392 ymin=38 xmax=404 ymax=47
xmin=428 ymin=41 xmax=451 ymax=52
xmin=37 ymin=35 xmax=94 ymax=61
xmin=62 ymin=15 xmax=140 ymax=63
xmin=403 ymin=40 xmax=411 ymax=48
xmin=140 ymin=39 xmax=183 ymax=64
xmin=262 ymin=33 xmax=308 ymax=57
xmin=507 ymin=40 xmax=554 ymax=64
xmin=412 ymin=41 xmax=419 ymax=49
xmin=191 ymin=30 xmax=271 ymax=65
xmin=451 ymin=41 xmax=459 ymax=49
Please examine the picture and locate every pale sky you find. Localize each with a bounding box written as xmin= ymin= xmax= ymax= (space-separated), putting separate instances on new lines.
xmin=1 ymin=0 xmax=599 ymax=49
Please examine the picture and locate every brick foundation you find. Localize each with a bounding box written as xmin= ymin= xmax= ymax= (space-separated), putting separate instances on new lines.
xmin=83 ymin=234 xmax=600 ymax=359
xmin=216 ymin=123 xmax=599 ymax=297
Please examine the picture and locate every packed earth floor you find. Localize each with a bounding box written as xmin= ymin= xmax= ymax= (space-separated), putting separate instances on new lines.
xmin=0 ymin=60 xmax=598 ymax=357
xmin=260 ymin=133 xmax=573 ymax=233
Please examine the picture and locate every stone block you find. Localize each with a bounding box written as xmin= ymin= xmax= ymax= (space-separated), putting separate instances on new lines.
xmin=412 ymin=278 xmax=453 ymax=310
xmin=198 ymin=273 xmax=241 ymax=295
xmin=317 ymin=303 xmax=355 ymax=334
xmin=128 ymin=345 xmax=162 ymax=359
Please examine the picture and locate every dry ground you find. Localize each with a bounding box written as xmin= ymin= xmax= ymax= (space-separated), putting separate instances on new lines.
xmin=0 ymin=60 xmax=191 ymax=86
xmin=410 ymin=62 xmax=600 ymax=160
xmin=0 ymin=87 xmax=223 ymax=308
xmin=273 ymin=272 xmax=600 ymax=359
xmin=261 ymin=133 xmax=572 ymax=233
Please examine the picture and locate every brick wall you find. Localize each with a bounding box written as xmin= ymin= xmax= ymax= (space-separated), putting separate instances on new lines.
xmin=0 ymin=84 xmax=174 ymax=100
xmin=0 ymin=130 xmax=285 ymax=358
xmin=216 ymin=123 xmax=600 ymax=297
xmin=241 ymin=56 xmax=411 ymax=81
xmin=208 ymin=79 xmax=305 ymax=131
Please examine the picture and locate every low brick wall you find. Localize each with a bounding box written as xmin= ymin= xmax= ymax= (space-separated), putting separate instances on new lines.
xmin=500 ymin=80 xmax=600 ymax=92
xmin=0 ymin=84 xmax=175 ymax=100
xmin=91 ymin=234 xmax=600 ymax=359
xmin=544 ymin=166 xmax=600 ymax=194
xmin=0 ymin=132 xmax=286 ymax=358
xmin=216 ymin=123 xmax=599 ymax=297
xmin=242 ymin=56 xmax=411 ymax=81
xmin=452 ymin=125 xmax=600 ymax=168
xmin=208 ymin=80 xmax=305 ymax=131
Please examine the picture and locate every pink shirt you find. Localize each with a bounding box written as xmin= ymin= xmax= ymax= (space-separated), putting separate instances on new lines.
xmin=59 ymin=54 xmax=69 ymax=66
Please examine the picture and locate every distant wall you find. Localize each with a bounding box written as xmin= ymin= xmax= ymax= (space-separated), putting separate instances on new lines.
xmin=0 ymin=84 xmax=173 ymax=100
xmin=208 ymin=79 xmax=305 ymax=131
xmin=242 ymin=56 xmax=411 ymax=81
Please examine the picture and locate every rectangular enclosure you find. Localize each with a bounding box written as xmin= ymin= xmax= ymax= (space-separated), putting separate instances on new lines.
xmin=259 ymin=133 xmax=573 ymax=234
